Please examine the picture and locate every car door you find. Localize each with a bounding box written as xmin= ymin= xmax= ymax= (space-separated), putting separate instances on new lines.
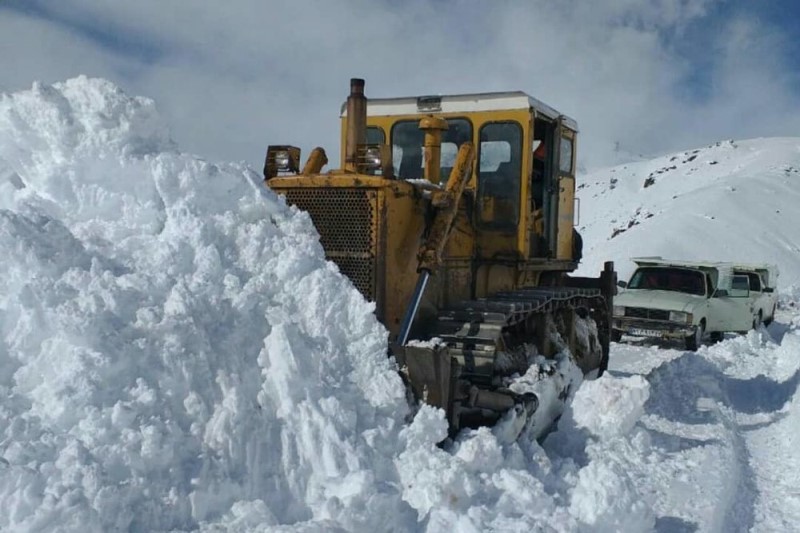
xmin=738 ymin=271 xmax=765 ymax=318
xmin=709 ymin=275 xmax=754 ymax=331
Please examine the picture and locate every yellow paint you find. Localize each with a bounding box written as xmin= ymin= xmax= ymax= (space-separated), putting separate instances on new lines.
xmin=267 ymin=96 xmax=584 ymax=339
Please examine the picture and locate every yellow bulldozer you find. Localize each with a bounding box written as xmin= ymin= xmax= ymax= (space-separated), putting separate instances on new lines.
xmin=265 ymin=79 xmax=616 ymax=436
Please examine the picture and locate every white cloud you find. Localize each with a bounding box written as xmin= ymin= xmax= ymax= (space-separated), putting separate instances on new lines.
xmin=1 ymin=0 xmax=797 ymax=171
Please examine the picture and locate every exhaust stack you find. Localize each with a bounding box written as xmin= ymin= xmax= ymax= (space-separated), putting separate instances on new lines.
xmin=345 ymin=78 xmax=367 ymax=172
xmin=419 ymin=116 xmax=448 ymax=184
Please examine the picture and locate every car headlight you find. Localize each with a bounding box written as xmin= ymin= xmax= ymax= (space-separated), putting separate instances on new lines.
xmin=613 ymin=305 xmax=625 ymax=317
xmin=669 ymin=311 xmax=692 ymax=324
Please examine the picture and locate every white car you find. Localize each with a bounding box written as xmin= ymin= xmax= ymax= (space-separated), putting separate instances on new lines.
xmin=733 ymin=263 xmax=779 ymax=325
xmin=613 ymin=257 xmax=761 ymax=350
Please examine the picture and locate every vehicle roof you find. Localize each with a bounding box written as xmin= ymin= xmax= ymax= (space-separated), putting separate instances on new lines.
xmin=732 ymin=263 xmax=779 ymax=275
xmin=631 ymin=256 xmax=745 ymax=290
xmin=631 ymin=256 xmax=731 ymax=270
xmin=341 ymin=91 xmax=578 ymax=131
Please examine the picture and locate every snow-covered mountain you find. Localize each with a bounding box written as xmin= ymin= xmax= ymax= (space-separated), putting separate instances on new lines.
xmin=577 ymin=138 xmax=800 ymax=288
xmin=0 ymin=78 xmax=799 ymax=532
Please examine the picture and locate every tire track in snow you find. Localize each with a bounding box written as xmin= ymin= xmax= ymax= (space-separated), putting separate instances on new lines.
xmin=642 ymin=352 xmax=756 ymax=531
xmin=697 ymin=398 xmax=757 ymax=533
xmin=636 ymin=320 xmax=800 ymax=532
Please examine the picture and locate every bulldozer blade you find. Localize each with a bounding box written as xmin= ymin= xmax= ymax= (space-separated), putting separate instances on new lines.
xmin=395 ymin=343 xmax=454 ymax=416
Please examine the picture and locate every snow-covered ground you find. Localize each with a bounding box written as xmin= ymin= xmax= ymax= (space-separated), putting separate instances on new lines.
xmin=1 ymin=78 xmax=799 ymax=532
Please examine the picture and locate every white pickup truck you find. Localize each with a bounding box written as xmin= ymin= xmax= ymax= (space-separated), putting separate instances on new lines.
xmin=612 ymin=257 xmax=776 ymax=350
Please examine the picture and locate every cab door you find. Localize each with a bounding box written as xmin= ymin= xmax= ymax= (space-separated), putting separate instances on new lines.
xmin=554 ymin=124 xmax=577 ymax=260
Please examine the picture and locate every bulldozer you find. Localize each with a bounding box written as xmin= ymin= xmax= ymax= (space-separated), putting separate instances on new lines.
xmin=265 ymin=79 xmax=616 ymax=437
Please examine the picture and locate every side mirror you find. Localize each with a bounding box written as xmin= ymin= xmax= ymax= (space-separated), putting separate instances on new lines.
xmin=617 ymin=280 xmax=628 ymax=288
xmin=714 ymin=289 xmax=729 ymax=298
xmin=763 ymin=287 xmax=774 ymax=293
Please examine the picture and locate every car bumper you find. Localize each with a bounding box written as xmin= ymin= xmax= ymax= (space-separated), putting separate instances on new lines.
xmin=613 ymin=318 xmax=694 ymax=339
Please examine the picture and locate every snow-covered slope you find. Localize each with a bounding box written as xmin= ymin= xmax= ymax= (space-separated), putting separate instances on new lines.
xmin=576 ymin=138 xmax=800 ymax=287
xmin=1 ymin=78 xmax=799 ymax=533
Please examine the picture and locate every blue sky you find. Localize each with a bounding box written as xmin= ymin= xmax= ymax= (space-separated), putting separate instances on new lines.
xmin=2 ymin=0 xmax=799 ymax=171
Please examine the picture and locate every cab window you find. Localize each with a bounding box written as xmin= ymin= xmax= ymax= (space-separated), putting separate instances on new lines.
xmin=629 ymin=267 xmax=706 ymax=296
xmin=735 ymin=271 xmax=762 ymax=292
xmin=391 ymin=118 xmax=472 ymax=182
xmin=559 ymin=136 xmax=573 ymax=173
xmin=366 ymin=126 xmax=385 ymax=145
xmin=477 ymin=122 xmax=522 ymax=230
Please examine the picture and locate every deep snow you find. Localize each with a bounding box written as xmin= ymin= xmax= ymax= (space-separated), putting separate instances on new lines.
xmin=1 ymin=78 xmax=799 ymax=532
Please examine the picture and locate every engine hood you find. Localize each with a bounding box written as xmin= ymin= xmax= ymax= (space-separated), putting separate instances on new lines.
xmin=616 ymin=289 xmax=707 ymax=313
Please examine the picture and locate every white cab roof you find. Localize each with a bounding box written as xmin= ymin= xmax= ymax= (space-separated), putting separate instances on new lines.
xmin=341 ymin=91 xmax=578 ymax=131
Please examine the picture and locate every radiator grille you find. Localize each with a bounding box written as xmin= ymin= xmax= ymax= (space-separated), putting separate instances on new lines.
xmin=625 ymin=307 xmax=670 ymax=321
xmin=282 ymin=188 xmax=377 ymax=301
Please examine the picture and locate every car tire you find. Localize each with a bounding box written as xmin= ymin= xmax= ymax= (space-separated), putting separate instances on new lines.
xmin=611 ymin=329 xmax=622 ymax=342
xmin=685 ymin=321 xmax=704 ymax=351
xmin=764 ymin=305 xmax=775 ymax=326
xmin=752 ymin=311 xmax=762 ymax=331
xmin=709 ymin=331 xmax=724 ymax=343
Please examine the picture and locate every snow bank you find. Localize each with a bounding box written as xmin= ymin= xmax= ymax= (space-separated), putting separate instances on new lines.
xmin=0 ymin=77 xmax=411 ymax=531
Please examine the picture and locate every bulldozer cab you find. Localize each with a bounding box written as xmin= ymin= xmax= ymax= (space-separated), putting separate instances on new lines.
xmin=343 ymin=92 xmax=579 ymax=265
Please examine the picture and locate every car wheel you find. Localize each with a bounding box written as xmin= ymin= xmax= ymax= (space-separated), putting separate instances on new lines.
xmin=764 ymin=305 xmax=775 ymax=326
xmin=611 ymin=329 xmax=622 ymax=342
xmin=685 ymin=321 xmax=704 ymax=351
xmin=709 ymin=331 xmax=723 ymax=343
xmin=752 ymin=311 xmax=762 ymax=331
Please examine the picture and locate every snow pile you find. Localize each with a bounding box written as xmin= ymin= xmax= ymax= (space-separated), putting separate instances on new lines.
xmin=0 ymin=77 xmax=411 ymax=531
xmin=570 ymin=375 xmax=650 ymax=439
xmin=576 ymin=138 xmax=800 ymax=287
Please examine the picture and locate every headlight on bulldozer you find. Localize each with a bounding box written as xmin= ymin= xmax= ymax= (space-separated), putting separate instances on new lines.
xmin=669 ymin=311 xmax=692 ymax=324
xmin=363 ymin=146 xmax=382 ymax=168
xmin=356 ymin=144 xmax=393 ymax=176
xmin=264 ymin=145 xmax=301 ymax=179
xmin=274 ymin=150 xmax=291 ymax=168
xmin=613 ymin=305 xmax=625 ymax=317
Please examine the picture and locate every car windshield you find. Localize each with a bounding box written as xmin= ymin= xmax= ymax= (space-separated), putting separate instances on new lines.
xmin=628 ymin=267 xmax=707 ymax=296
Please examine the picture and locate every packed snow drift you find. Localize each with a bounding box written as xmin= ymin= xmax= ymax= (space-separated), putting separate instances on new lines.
xmin=0 ymin=77 xmax=412 ymax=531
xmin=1 ymin=78 xmax=799 ymax=532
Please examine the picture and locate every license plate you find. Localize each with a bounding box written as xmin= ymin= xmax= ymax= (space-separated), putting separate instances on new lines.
xmin=628 ymin=327 xmax=661 ymax=337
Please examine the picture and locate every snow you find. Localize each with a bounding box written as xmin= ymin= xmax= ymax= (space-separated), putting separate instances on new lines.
xmin=1 ymin=77 xmax=800 ymax=532
xmin=0 ymin=77 xmax=410 ymax=531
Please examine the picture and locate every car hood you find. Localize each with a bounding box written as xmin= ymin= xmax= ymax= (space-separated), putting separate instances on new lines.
xmin=616 ymin=289 xmax=707 ymax=313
